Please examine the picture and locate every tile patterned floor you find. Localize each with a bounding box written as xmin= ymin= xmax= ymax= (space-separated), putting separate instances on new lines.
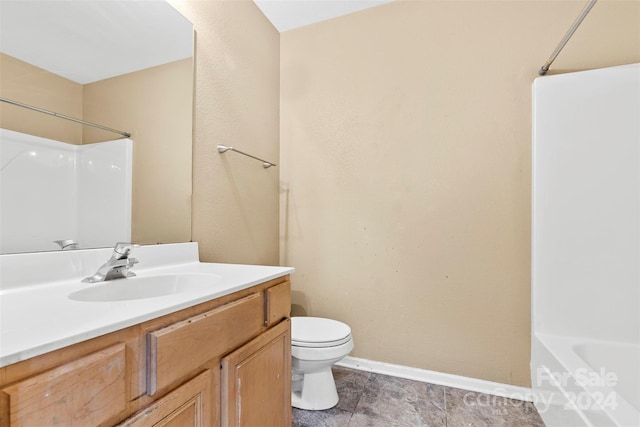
xmin=292 ymin=366 xmax=546 ymax=427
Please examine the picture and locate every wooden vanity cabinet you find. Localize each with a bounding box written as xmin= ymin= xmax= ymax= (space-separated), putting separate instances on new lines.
xmin=0 ymin=276 xmax=291 ymax=427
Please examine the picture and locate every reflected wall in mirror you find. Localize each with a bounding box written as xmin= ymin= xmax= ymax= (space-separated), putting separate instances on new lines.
xmin=0 ymin=0 xmax=194 ymax=254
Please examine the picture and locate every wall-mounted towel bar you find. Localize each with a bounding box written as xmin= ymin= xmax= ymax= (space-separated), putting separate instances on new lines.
xmin=217 ymin=145 xmax=276 ymax=168
xmin=0 ymin=97 xmax=131 ymax=138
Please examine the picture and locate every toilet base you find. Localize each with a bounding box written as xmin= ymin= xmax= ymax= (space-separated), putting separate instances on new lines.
xmin=291 ymin=367 xmax=339 ymax=410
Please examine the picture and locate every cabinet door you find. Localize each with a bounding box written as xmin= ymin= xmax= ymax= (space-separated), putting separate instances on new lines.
xmin=118 ymin=370 xmax=212 ymax=427
xmin=221 ymin=319 xmax=291 ymax=427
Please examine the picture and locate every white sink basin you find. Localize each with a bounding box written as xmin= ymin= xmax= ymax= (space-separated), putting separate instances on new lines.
xmin=68 ymin=274 xmax=222 ymax=302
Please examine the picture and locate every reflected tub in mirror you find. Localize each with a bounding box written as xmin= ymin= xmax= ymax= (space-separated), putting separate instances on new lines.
xmin=0 ymin=0 xmax=194 ymax=254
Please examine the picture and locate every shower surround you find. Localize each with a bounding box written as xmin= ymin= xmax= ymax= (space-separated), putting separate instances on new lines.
xmin=532 ymin=63 xmax=639 ymax=427
xmin=0 ymin=128 xmax=132 ymax=253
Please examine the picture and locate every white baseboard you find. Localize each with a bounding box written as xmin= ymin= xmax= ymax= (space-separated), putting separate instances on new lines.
xmin=335 ymin=356 xmax=534 ymax=402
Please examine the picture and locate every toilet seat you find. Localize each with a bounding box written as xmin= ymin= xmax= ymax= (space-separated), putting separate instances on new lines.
xmin=291 ymin=317 xmax=352 ymax=348
xmin=292 ymin=334 xmax=352 ymax=348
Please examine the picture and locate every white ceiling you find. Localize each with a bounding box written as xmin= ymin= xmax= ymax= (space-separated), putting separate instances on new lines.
xmin=253 ymin=0 xmax=394 ymax=32
xmin=0 ymin=0 xmax=391 ymax=84
xmin=0 ymin=1 xmax=193 ymax=84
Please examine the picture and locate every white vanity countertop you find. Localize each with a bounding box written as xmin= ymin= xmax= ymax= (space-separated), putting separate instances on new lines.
xmin=0 ymin=242 xmax=294 ymax=368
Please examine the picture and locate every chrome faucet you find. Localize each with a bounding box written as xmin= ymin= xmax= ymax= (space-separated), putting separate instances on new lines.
xmin=82 ymin=242 xmax=139 ymax=283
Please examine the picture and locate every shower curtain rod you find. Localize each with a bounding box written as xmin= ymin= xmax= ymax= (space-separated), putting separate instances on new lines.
xmin=0 ymin=97 xmax=131 ymax=138
xmin=539 ymin=0 xmax=598 ymax=75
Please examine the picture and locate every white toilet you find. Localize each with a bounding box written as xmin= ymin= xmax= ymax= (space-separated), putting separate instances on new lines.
xmin=291 ymin=316 xmax=354 ymax=410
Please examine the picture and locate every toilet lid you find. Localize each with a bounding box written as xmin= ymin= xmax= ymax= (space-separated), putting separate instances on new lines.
xmin=291 ymin=317 xmax=352 ymax=348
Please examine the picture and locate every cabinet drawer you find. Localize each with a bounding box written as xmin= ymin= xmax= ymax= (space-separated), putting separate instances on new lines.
xmin=264 ymin=281 xmax=291 ymax=327
xmin=147 ymin=293 xmax=263 ymax=395
xmin=0 ymin=343 xmax=126 ymax=426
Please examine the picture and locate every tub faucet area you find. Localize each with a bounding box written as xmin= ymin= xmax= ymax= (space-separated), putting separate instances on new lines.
xmin=82 ymin=242 xmax=139 ymax=283
xmin=53 ymin=239 xmax=79 ymax=250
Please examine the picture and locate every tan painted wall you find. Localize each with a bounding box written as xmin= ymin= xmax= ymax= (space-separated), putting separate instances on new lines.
xmin=168 ymin=0 xmax=280 ymax=265
xmin=0 ymin=53 xmax=83 ymax=144
xmin=83 ymin=59 xmax=193 ymax=245
xmin=280 ymin=0 xmax=640 ymax=386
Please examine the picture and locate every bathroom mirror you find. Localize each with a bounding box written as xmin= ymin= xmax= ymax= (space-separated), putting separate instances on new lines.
xmin=0 ymin=0 xmax=194 ymax=254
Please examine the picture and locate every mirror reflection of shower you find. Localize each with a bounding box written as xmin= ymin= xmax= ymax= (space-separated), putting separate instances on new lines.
xmin=0 ymin=0 xmax=194 ymax=254
xmin=0 ymin=129 xmax=132 ymax=254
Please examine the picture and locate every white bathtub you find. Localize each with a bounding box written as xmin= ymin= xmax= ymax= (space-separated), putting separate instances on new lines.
xmin=532 ymin=333 xmax=640 ymax=427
